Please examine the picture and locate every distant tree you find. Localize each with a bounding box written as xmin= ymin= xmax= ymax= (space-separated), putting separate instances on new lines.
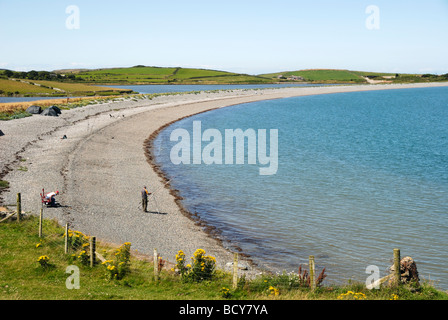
xmin=27 ymin=70 xmax=38 ymax=80
xmin=37 ymin=71 xmax=51 ymax=80
xmin=4 ymin=69 xmax=13 ymax=78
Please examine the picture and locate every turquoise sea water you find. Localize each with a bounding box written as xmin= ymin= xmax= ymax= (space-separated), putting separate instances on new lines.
xmin=153 ymin=87 xmax=448 ymax=289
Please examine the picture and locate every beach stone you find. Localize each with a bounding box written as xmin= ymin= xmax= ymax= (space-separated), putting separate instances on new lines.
xmin=41 ymin=106 xmax=61 ymax=117
xmin=49 ymin=106 xmax=62 ymax=115
xmin=226 ymin=262 xmax=249 ymax=271
xmin=26 ymin=105 xmax=42 ymax=114
xmin=389 ymin=256 xmax=420 ymax=286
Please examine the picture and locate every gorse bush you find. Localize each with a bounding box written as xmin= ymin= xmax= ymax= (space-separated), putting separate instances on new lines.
xmin=337 ymin=291 xmax=367 ymax=300
xmin=65 ymin=229 xmax=90 ymax=250
xmin=102 ymin=242 xmax=132 ymax=280
xmin=64 ymin=229 xmax=91 ymax=266
xmin=77 ymin=249 xmax=89 ymax=266
xmin=37 ymin=255 xmax=50 ymax=269
xmin=174 ymin=249 xmax=216 ymax=282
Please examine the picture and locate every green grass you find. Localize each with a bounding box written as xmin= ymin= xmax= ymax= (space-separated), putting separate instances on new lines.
xmin=0 ymin=180 xmax=9 ymax=190
xmin=3 ymin=67 xmax=446 ymax=92
xmin=261 ymin=69 xmax=448 ymax=84
xmin=260 ymin=69 xmax=367 ymax=83
xmin=0 ymin=78 xmax=132 ymax=97
xmin=1 ymin=215 xmax=446 ymax=300
xmin=29 ymin=80 xmax=127 ymax=94
xmin=0 ymin=79 xmax=58 ymax=95
xmin=74 ymin=66 xmax=276 ymax=85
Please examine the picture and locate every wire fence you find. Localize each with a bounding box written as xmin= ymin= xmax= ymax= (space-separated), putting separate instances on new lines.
xmin=2 ymin=192 xmax=408 ymax=297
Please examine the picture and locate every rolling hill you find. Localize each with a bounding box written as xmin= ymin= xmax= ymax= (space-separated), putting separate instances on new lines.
xmin=71 ymin=66 xmax=275 ymax=85
xmin=2 ymin=67 xmax=447 ymax=98
xmin=259 ymin=69 xmax=367 ymax=83
xmin=0 ymin=78 xmax=132 ymax=97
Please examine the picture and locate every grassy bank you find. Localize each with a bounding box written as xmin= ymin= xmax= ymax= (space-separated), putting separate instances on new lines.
xmin=260 ymin=69 xmax=448 ymax=84
xmin=260 ymin=69 xmax=367 ymax=83
xmin=0 ymin=88 xmax=267 ymax=121
xmin=1 ymin=215 xmax=446 ymax=300
xmin=0 ymin=78 xmax=132 ymax=97
xmin=0 ymin=95 xmax=126 ymax=120
xmin=0 ymin=92 xmax=177 ymax=120
xmin=73 ymin=66 xmax=275 ymax=85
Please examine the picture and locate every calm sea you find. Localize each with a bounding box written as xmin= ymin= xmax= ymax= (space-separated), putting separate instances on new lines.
xmin=105 ymin=83 xmax=338 ymax=94
xmin=154 ymin=86 xmax=448 ymax=289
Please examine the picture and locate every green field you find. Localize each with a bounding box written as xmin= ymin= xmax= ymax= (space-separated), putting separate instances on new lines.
xmin=260 ymin=69 xmax=448 ymax=84
xmin=2 ymin=67 xmax=447 ymax=97
xmin=73 ymin=66 xmax=274 ymax=84
xmin=259 ymin=69 xmax=367 ymax=83
xmin=0 ymin=78 xmax=133 ymax=97
xmin=0 ymin=79 xmax=58 ymax=95
xmin=0 ymin=215 xmax=446 ymax=300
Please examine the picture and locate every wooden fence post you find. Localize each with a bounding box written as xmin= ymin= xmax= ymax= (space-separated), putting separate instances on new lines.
xmin=64 ymin=223 xmax=69 ymax=254
xmin=16 ymin=193 xmax=21 ymax=222
xmin=154 ymin=248 xmax=159 ymax=281
xmin=232 ymin=253 xmax=239 ymax=289
xmin=90 ymin=236 xmax=96 ymax=267
xmin=38 ymin=208 xmax=43 ymax=238
xmin=394 ymin=248 xmax=401 ymax=286
xmin=309 ymin=255 xmax=316 ymax=292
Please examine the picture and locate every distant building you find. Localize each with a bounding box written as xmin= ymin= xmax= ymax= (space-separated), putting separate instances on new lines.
xmin=287 ymin=75 xmax=304 ymax=81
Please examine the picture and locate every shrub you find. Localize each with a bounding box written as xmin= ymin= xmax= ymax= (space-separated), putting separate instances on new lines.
xmin=174 ymin=249 xmax=216 ymax=282
xmin=337 ymin=291 xmax=367 ymax=300
xmin=37 ymin=255 xmax=50 ymax=269
xmin=268 ymin=286 xmax=280 ymax=297
xmin=77 ymin=249 xmax=89 ymax=266
xmin=220 ymin=287 xmax=232 ymax=298
xmin=65 ymin=229 xmax=89 ymax=250
xmin=102 ymin=242 xmax=132 ymax=280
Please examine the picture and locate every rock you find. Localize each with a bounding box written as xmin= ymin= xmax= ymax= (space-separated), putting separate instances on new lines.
xmin=41 ymin=106 xmax=61 ymax=117
xmin=49 ymin=105 xmax=62 ymax=115
xmin=225 ymin=262 xmax=249 ymax=271
xmin=26 ymin=105 xmax=42 ymax=114
xmin=389 ymin=256 xmax=420 ymax=286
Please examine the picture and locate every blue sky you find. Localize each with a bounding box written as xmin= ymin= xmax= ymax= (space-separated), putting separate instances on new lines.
xmin=1 ymin=0 xmax=447 ymax=74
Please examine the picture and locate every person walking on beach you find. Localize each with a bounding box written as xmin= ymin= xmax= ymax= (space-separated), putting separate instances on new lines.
xmin=141 ymin=186 xmax=151 ymax=212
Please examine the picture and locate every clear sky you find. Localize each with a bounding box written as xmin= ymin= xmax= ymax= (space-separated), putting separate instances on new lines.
xmin=1 ymin=0 xmax=447 ymax=74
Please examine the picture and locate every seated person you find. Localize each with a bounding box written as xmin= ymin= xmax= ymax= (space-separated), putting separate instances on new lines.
xmin=45 ymin=190 xmax=59 ymax=205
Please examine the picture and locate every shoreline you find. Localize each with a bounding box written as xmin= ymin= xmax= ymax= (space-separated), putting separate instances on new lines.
xmin=1 ymin=82 xmax=448 ymax=277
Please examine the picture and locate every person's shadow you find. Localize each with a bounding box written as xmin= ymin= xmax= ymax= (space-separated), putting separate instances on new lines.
xmin=146 ymin=210 xmax=168 ymax=215
xmin=44 ymin=202 xmax=71 ymax=209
